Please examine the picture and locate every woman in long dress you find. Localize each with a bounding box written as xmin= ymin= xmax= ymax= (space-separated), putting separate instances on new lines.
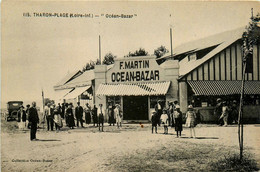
xmin=53 ymin=105 xmax=63 ymax=130
xmin=84 ymin=103 xmax=92 ymax=125
xmin=173 ymin=105 xmax=183 ymax=137
xmin=66 ymin=104 xmax=75 ymax=129
xmin=185 ymin=105 xmax=197 ymax=138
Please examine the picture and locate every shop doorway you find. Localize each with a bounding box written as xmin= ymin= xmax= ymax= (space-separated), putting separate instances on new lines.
xmin=123 ymin=96 xmax=148 ymax=120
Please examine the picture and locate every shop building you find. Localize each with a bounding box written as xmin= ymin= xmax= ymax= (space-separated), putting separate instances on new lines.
xmin=54 ymin=27 xmax=260 ymax=123
xmin=162 ymin=27 xmax=260 ymax=123
xmin=95 ymin=56 xmax=179 ymax=122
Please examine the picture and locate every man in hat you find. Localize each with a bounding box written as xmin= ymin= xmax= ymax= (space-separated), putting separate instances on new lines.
xmin=45 ymin=103 xmax=54 ymax=131
xmin=214 ymin=98 xmax=223 ymax=126
xmin=154 ymin=100 xmax=162 ymax=126
xmin=230 ymin=100 xmax=238 ymax=124
xmin=28 ymin=101 xmax=39 ymax=141
xmin=97 ymin=104 xmax=104 ymax=132
xmin=75 ymin=102 xmax=84 ymax=128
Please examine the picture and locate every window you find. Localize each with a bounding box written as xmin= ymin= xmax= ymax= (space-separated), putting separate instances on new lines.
xmin=188 ymin=53 xmax=197 ymax=61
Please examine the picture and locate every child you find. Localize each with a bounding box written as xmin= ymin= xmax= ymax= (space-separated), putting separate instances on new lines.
xmin=220 ymin=101 xmax=229 ymax=127
xmin=185 ymin=105 xmax=196 ymax=138
xmin=160 ymin=110 xmax=168 ymax=134
xmin=151 ymin=111 xmax=157 ymax=134
xmin=174 ymin=105 xmax=183 ymax=137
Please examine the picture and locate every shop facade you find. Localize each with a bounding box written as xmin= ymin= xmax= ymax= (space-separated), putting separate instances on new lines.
xmin=95 ymin=56 xmax=179 ymax=122
xmin=163 ymin=27 xmax=260 ymax=123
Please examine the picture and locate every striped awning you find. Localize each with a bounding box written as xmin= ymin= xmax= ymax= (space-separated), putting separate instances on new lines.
xmin=96 ymin=81 xmax=171 ymax=96
xmin=187 ymin=81 xmax=260 ymax=96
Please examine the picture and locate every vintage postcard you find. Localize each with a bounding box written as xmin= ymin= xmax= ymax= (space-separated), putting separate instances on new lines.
xmin=1 ymin=1 xmax=260 ymax=171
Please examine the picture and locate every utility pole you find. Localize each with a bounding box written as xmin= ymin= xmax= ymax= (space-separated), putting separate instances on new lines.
xmin=170 ymin=14 xmax=173 ymax=57
xmin=99 ymin=35 xmax=101 ymax=64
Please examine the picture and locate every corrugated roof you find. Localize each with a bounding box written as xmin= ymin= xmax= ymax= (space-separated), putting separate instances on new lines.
xmin=64 ymin=70 xmax=94 ymax=88
xmin=54 ymin=70 xmax=82 ymax=88
xmin=187 ymin=81 xmax=260 ymax=95
xmin=96 ymin=81 xmax=171 ymax=96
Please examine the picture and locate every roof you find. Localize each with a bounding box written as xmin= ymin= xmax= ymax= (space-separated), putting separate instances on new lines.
xmin=161 ymin=27 xmax=246 ymax=77
xmin=54 ymin=70 xmax=82 ymax=88
xmin=96 ymin=81 xmax=171 ymax=96
xmin=187 ymin=81 xmax=260 ymax=95
xmin=64 ymin=70 xmax=94 ymax=88
xmin=63 ymin=85 xmax=91 ymax=99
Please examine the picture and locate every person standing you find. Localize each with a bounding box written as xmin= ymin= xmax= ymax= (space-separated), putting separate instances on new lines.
xmin=66 ymin=103 xmax=75 ymax=129
xmin=97 ymin=104 xmax=104 ymax=132
xmin=220 ymin=101 xmax=229 ymax=127
xmin=115 ymin=104 xmax=122 ymax=129
xmin=75 ymin=102 xmax=84 ymax=128
xmin=84 ymin=103 xmax=92 ymax=125
xmin=53 ymin=105 xmax=63 ymax=131
xmin=174 ymin=105 xmax=183 ymax=137
xmin=92 ymin=105 xmax=98 ymax=127
xmin=28 ymin=102 xmax=39 ymax=141
xmin=168 ymin=102 xmax=175 ymax=128
xmin=151 ymin=111 xmax=158 ymax=134
xmin=185 ymin=105 xmax=197 ymax=138
xmin=108 ymin=104 xmax=115 ymax=126
xmin=154 ymin=100 xmax=162 ymax=126
xmin=230 ymin=100 xmax=238 ymax=124
xmin=61 ymin=103 xmax=65 ymax=119
xmin=17 ymin=105 xmax=26 ymax=130
xmin=160 ymin=110 xmax=169 ymax=134
xmin=214 ymin=98 xmax=223 ymax=126
xmin=64 ymin=103 xmax=69 ymax=126
xmin=25 ymin=104 xmax=30 ymax=129
xmin=45 ymin=103 xmax=54 ymax=131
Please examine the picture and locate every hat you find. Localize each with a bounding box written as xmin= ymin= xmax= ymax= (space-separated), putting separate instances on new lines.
xmin=20 ymin=105 xmax=24 ymax=108
xmin=26 ymin=104 xmax=30 ymax=107
xmin=217 ymin=98 xmax=222 ymax=102
xmin=77 ymin=102 xmax=80 ymax=104
xmin=233 ymin=100 xmax=237 ymax=103
xmin=175 ymin=105 xmax=180 ymax=109
xmin=188 ymin=105 xmax=193 ymax=109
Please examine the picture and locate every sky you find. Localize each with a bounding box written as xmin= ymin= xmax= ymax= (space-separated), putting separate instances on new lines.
xmin=1 ymin=1 xmax=260 ymax=108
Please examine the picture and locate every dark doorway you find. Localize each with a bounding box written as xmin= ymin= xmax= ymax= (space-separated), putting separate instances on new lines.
xmin=123 ymin=96 xmax=148 ymax=120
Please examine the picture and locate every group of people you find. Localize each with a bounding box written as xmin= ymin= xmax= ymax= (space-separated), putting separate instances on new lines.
xmin=151 ymin=100 xmax=197 ymax=138
xmin=214 ymin=98 xmax=239 ymax=127
xmin=43 ymin=102 xmax=124 ymax=132
xmin=17 ymin=104 xmax=32 ymax=130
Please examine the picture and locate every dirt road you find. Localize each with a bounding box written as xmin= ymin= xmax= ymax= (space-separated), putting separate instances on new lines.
xmin=1 ymin=123 xmax=260 ymax=172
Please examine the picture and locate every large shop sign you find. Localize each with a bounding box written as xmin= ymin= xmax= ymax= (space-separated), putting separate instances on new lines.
xmin=110 ymin=58 xmax=161 ymax=82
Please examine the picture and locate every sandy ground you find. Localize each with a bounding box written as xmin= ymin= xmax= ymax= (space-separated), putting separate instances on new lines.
xmin=1 ymin=122 xmax=260 ymax=172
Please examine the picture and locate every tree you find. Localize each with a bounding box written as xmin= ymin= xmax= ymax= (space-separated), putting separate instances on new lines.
xmin=82 ymin=61 xmax=95 ymax=72
xmin=238 ymin=11 xmax=260 ymax=160
xmin=103 ymin=53 xmax=116 ymax=65
xmin=44 ymin=98 xmax=54 ymax=106
xmin=154 ymin=45 xmax=169 ymax=58
xmin=126 ymin=48 xmax=148 ymax=57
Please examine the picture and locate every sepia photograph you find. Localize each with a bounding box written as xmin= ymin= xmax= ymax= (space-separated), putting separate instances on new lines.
xmin=1 ymin=1 xmax=260 ymax=171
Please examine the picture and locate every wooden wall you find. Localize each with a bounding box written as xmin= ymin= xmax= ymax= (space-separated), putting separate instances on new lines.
xmin=183 ymin=41 xmax=260 ymax=81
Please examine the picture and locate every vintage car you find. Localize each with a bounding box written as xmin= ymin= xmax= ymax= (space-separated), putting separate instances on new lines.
xmin=6 ymin=101 xmax=23 ymax=121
